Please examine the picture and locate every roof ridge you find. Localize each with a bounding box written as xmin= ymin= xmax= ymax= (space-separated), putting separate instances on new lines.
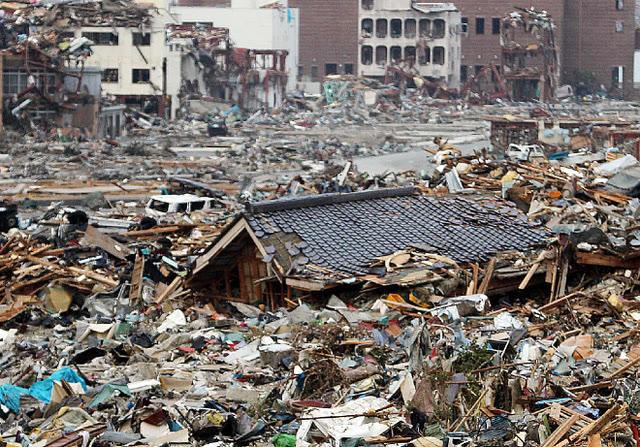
xmin=245 ymin=187 xmax=417 ymax=214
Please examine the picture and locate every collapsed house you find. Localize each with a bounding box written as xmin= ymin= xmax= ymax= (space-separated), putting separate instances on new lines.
xmin=0 ymin=0 xmax=135 ymax=135
xmin=187 ymin=187 xmax=548 ymax=304
xmin=500 ymin=8 xmax=559 ymax=102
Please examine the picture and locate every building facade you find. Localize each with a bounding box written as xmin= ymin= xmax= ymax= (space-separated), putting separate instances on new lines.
xmin=563 ymin=0 xmax=635 ymax=96
xmin=288 ymin=0 xmax=359 ymax=92
xmin=358 ymin=1 xmax=461 ymax=89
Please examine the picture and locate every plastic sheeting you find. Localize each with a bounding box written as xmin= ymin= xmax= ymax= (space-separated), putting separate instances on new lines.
xmin=0 ymin=367 xmax=87 ymax=413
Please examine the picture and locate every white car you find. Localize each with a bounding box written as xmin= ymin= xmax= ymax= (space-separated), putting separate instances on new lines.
xmin=506 ymin=144 xmax=545 ymax=162
xmin=145 ymin=194 xmax=219 ymax=216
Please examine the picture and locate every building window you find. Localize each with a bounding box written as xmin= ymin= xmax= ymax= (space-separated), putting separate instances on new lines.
xmin=433 ymin=19 xmax=446 ymax=38
xmin=361 ymin=46 xmax=373 ymax=65
xmin=310 ymin=65 xmax=319 ymax=81
xmin=344 ymin=63 xmax=354 ymax=74
xmin=132 ymin=68 xmax=150 ymax=83
xmin=361 ymin=0 xmax=373 ymax=10
xmin=390 ymin=46 xmax=402 ymax=63
xmin=390 ymin=19 xmax=402 ymax=38
xmin=616 ymin=0 xmax=624 ymax=10
xmin=132 ymin=32 xmax=151 ymax=46
xmin=82 ymin=32 xmax=118 ymax=45
xmin=615 ymin=20 xmax=624 ymax=32
xmin=612 ymin=66 xmax=624 ymax=88
xmin=461 ymin=17 xmax=469 ymax=34
xmin=361 ymin=19 xmax=373 ymax=37
xmin=297 ymin=65 xmax=304 ymax=79
xmin=325 ymin=63 xmax=338 ymax=75
xmin=461 ymin=65 xmax=468 ymax=82
xmin=418 ymin=46 xmax=430 ymax=65
xmin=376 ymin=19 xmax=388 ymax=38
xmin=102 ymin=68 xmax=118 ymax=83
xmin=433 ymin=46 xmax=445 ymax=65
xmin=3 ymin=71 xmax=56 ymax=96
xmin=474 ymin=65 xmax=483 ymax=75
xmin=375 ymin=46 xmax=387 ymax=65
xmin=492 ymin=18 xmax=500 ymax=34
xmin=419 ymin=19 xmax=431 ymax=37
xmin=405 ymin=19 xmax=416 ymax=38
xmin=475 ymin=17 xmax=485 ymax=35
xmin=404 ymin=46 xmax=416 ymax=63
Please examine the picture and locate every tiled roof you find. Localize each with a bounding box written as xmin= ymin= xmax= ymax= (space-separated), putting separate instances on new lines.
xmin=245 ymin=188 xmax=547 ymax=276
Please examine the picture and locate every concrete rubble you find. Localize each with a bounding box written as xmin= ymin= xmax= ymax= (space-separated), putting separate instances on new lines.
xmin=4 ymin=65 xmax=640 ymax=447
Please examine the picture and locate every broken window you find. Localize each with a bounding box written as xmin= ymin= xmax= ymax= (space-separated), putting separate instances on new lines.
xmin=361 ymin=0 xmax=373 ymax=10
xmin=132 ymin=32 xmax=151 ymax=46
xmin=82 ymin=32 xmax=118 ymax=45
xmin=615 ymin=20 xmax=624 ymax=32
xmin=3 ymin=71 xmax=56 ymax=95
xmin=325 ymin=63 xmax=338 ymax=75
xmin=361 ymin=46 xmax=373 ymax=65
xmin=390 ymin=46 xmax=402 ymax=63
xmin=376 ymin=19 xmax=388 ymax=38
xmin=311 ymin=65 xmax=319 ymax=81
xmin=418 ymin=46 xmax=430 ymax=65
xmin=433 ymin=19 xmax=446 ymax=38
xmin=297 ymin=65 xmax=304 ymax=79
xmin=390 ymin=19 xmax=402 ymax=38
xmin=361 ymin=19 xmax=373 ymax=37
xmin=433 ymin=46 xmax=445 ymax=65
xmin=60 ymin=31 xmax=76 ymax=40
xmin=404 ymin=46 xmax=416 ymax=63
xmin=492 ymin=18 xmax=500 ymax=35
xmin=149 ymin=200 xmax=169 ymax=213
xmin=344 ymin=63 xmax=354 ymax=74
xmin=461 ymin=65 xmax=468 ymax=82
xmin=375 ymin=46 xmax=387 ymax=65
xmin=460 ymin=17 xmax=468 ymax=34
xmin=475 ymin=17 xmax=485 ymax=35
xmin=419 ymin=19 xmax=431 ymax=37
xmin=405 ymin=19 xmax=416 ymax=38
xmin=132 ymin=68 xmax=150 ymax=83
xmin=616 ymin=0 xmax=624 ymax=10
xmin=102 ymin=69 xmax=118 ymax=83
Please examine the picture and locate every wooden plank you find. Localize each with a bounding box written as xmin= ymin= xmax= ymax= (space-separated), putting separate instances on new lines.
xmin=155 ymin=276 xmax=182 ymax=304
xmin=541 ymin=414 xmax=579 ymax=447
xmin=81 ymin=225 xmax=131 ymax=260
xmin=478 ymin=258 xmax=496 ymax=294
xmin=519 ymin=262 xmax=540 ymax=290
xmin=129 ymin=253 xmax=145 ymax=302
xmin=608 ymin=356 xmax=640 ymax=379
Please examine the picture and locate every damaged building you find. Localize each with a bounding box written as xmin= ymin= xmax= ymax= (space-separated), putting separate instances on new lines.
xmin=359 ymin=1 xmax=461 ymax=90
xmin=187 ymin=187 xmax=547 ymax=304
xmin=500 ymin=8 xmax=559 ymax=102
xmin=166 ymin=24 xmax=289 ymax=116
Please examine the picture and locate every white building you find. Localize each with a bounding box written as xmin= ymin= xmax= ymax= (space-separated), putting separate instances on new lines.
xmin=359 ymin=1 xmax=461 ymax=89
xmin=75 ymin=0 xmax=298 ymax=118
xmin=170 ymin=0 xmax=299 ymax=94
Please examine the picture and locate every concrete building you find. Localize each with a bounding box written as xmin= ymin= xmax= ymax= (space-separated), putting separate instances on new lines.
xmin=288 ymin=0 xmax=359 ymax=93
xmin=563 ymin=0 xmax=635 ymax=97
xmin=358 ymin=1 xmax=461 ymax=89
xmin=170 ymin=0 xmax=299 ymax=94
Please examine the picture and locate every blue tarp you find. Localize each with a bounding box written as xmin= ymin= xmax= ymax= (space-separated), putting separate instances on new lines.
xmin=0 ymin=367 xmax=87 ymax=413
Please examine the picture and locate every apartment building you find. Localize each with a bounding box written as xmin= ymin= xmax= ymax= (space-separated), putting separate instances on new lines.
xmin=359 ymin=1 xmax=461 ymax=89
